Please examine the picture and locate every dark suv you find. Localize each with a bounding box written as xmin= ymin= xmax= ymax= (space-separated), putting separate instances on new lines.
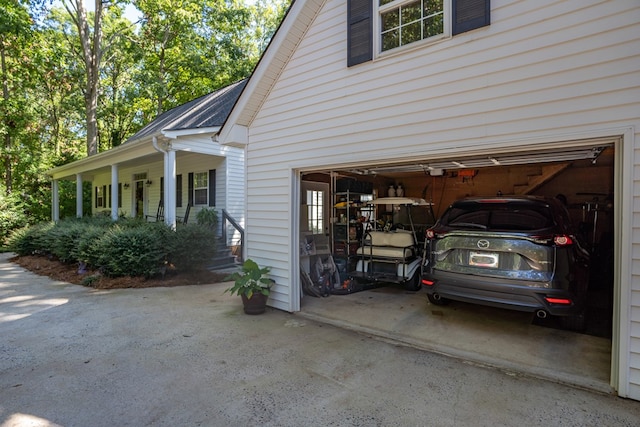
xmin=421 ymin=196 xmax=590 ymax=330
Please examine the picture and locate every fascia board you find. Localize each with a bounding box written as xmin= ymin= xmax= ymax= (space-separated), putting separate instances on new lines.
xmin=46 ymin=136 xmax=158 ymax=179
xmin=162 ymin=126 xmax=220 ymax=139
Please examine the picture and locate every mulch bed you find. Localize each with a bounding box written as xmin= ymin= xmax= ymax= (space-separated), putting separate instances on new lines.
xmin=10 ymin=255 xmax=229 ymax=289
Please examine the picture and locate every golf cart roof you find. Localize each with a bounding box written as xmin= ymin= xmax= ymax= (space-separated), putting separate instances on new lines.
xmin=367 ymin=197 xmax=432 ymax=206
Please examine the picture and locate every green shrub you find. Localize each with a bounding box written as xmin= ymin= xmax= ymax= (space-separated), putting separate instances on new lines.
xmin=0 ymin=193 xmax=30 ymax=246
xmin=94 ymin=223 xmax=171 ymax=277
xmin=70 ymin=224 xmax=108 ymax=267
xmin=196 ymin=207 xmax=219 ymax=229
xmin=47 ymin=220 xmax=88 ymax=263
xmin=8 ymin=216 xmax=222 ymax=279
xmin=7 ymin=222 xmax=55 ymax=256
xmin=167 ymin=224 xmax=217 ymax=271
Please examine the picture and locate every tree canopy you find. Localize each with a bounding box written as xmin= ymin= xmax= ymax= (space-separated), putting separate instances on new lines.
xmin=0 ymin=0 xmax=289 ymax=232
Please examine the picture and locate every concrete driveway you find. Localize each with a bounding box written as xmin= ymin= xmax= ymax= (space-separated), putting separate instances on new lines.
xmin=1 ymin=253 xmax=639 ymax=426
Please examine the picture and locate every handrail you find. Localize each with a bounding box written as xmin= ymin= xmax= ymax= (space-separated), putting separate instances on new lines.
xmin=222 ymin=209 xmax=244 ymax=260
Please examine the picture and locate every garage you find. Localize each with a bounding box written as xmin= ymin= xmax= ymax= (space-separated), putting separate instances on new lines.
xmin=297 ymin=141 xmax=617 ymax=391
xmin=214 ymin=0 xmax=638 ymax=400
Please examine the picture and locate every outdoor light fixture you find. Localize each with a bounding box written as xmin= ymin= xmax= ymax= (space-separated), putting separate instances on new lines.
xmin=123 ymin=183 xmax=130 ymax=189
xmin=145 ymin=179 xmax=152 ymax=186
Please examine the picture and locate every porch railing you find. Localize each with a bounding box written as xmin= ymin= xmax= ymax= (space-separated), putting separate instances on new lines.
xmin=222 ymin=209 xmax=244 ymax=262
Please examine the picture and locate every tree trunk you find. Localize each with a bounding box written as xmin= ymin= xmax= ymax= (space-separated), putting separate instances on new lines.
xmin=65 ymin=0 xmax=103 ymax=156
xmin=1 ymin=42 xmax=13 ymax=195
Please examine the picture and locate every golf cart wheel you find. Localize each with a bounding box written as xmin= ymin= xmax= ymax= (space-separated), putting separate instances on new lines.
xmin=404 ymin=271 xmax=421 ymax=291
xmin=427 ymin=293 xmax=449 ymax=306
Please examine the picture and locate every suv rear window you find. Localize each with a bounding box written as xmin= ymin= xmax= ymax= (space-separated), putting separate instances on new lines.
xmin=442 ymin=202 xmax=554 ymax=231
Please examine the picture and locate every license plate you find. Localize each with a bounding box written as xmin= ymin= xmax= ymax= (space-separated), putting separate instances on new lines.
xmin=469 ymin=251 xmax=499 ymax=268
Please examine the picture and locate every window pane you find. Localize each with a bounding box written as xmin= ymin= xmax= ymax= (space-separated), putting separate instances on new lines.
xmin=425 ymin=0 xmax=443 ymax=14
xmin=307 ymin=190 xmax=324 ymax=235
xmin=423 ymin=13 xmax=443 ymax=38
xmin=381 ymin=28 xmax=399 ymax=51
xmin=401 ymin=21 xmax=421 ymax=45
xmin=381 ymin=9 xmax=398 ymax=32
xmin=380 ymin=0 xmax=394 ymax=5
xmin=194 ymin=172 xmax=207 ymax=188
xmin=401 ymin=1 xmax=421 ymax=24
xmin=194 ymin=189 xmax=207 ymax=205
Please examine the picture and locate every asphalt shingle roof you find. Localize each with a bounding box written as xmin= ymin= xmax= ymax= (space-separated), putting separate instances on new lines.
xmin=125 ymin=79 xmax=247 ymax=143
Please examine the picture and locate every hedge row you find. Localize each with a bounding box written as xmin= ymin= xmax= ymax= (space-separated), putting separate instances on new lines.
xmin=7 ymin=217 xmax=218 ymax=278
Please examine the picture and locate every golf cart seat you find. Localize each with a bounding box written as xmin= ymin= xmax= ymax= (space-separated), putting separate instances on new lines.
xmin=356 ymin=230 xmax=416 ymax=259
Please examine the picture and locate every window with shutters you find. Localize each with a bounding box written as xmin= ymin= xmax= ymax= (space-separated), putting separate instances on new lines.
xmin=348 ymin=0 xmax=490 ymax=66
xmin=379 ymin=0 xmax=445 ymax=53
xmin=194 ymin=172 xmax=208 ymax=205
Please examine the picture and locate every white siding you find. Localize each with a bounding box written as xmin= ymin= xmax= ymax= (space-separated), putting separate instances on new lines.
xmin=243 ymin=0 xmax=640 ymax=397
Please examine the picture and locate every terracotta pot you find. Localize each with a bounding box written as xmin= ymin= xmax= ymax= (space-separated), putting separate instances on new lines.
xmin=241 ymin=292 xmax=268 ymax=315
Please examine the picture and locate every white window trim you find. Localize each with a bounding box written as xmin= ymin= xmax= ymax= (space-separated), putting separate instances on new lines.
xmin=375 ymin=0 xmax=451 ymax=59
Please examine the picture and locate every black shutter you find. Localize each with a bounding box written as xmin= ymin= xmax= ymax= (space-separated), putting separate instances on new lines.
xmin=95 ymin=186 xmax=98 ymax=208
xmin=160 ymin=177 xmax=164 ymax=203
xmin=108 ymin=184 xmax=112 ymax=208
xmin=118 ymin=183 xmax=122 ymax=208
xmin=188 ymin=172 xmax=194 ymax=206
xmin=103 ymin=185 xmax=107 ymax=208
xmin=347 ymin=0 xmax=372 ymax=67
xmin=453 ymin=0 xmax=490 ymax=35
xmin=176 ymin=174 xmax=183 ymax=207
xmin=208 ymin=169 xmax=216 ymax=207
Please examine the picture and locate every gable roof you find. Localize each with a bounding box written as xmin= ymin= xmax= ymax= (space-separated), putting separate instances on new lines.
xmin=217 ymin=0 xmax=325 ymax=143
xmin=129 ymin=79 xmax=248 ymax=143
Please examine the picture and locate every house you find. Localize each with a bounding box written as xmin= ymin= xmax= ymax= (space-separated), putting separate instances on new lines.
xmin=47 ymin=79 xmax=247 ymax=245
xmin=215 ymin=1 xmax=640 ymax=399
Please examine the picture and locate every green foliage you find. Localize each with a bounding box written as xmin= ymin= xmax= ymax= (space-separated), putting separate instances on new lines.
xmin=166 ymin=223 xmax=217 ymax=271
xmin=7 ymin=217 xmax=223 ymax=279
xmin=224 ymin=258 xmax=272 ymax=299
xmin=196 ymin=207 xmax=218 ymax=229
xmin=46 ymin=219 xmax=87 ymax=263
xmin=6 ymin=221 xmax=55 ymax=255
xmin=94 ymin=222 xmax=171 ymax=278
xmin=0 ymin=192 xmax=29 ymax=245
xmin=70 ymin=223 xmax=109 ymax=267
xmin=3 ymin=0 xmax=290 ymax=228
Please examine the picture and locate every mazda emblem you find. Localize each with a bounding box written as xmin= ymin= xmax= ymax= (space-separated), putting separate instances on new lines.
xmin=477 ymin=240 xmax=490 ymax=249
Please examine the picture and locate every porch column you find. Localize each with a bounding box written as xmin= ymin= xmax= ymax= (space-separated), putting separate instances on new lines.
xmin=52 ymin=179 xmax=60 ymax=222
xmin=76 ymin=174 xmax=83 ymax=218
xmin=111 ymin=164 xmax=119 ymax=221
xmin=164 ymin=149 xmax=177 ymax=228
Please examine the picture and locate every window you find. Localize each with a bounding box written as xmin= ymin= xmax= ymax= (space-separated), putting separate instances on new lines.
xmin=347 ymin=0 xmax=490 ymax=66
xmin=307 ymin=190 xmax=324 ymax=235
xmin=188 ymin=170 xmax=216 ymax=207
xmin=380 ymin=0 xmax=444 ymax=52
xmin=194 ymin=172 xmax=208 ymax=205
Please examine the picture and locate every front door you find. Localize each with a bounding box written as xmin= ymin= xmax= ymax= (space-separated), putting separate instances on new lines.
xmin=135 ymin=181 xmax=145 ymax=218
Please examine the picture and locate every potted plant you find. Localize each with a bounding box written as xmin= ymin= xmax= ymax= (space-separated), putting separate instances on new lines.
xmin=224 ymin=259 xmax=273 ymax=314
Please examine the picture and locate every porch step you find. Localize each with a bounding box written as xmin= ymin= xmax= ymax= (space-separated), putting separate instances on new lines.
xmin=207 ymin=237 xmax=240 ymax=272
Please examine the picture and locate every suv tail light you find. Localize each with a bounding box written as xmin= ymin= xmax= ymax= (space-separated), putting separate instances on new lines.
xmin=545 ymin=296 xmax=573 ymax=305
xmin=426 ymin=229 xmax=435 ymax=239
xmin=553 ymin=235 xmax=573 ymax=246
xmin=531 ymin=234 xmax=574 ymax=246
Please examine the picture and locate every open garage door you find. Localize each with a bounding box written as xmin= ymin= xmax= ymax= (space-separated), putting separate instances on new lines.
xmin=298 ymin=141 xmax=616 ymax=392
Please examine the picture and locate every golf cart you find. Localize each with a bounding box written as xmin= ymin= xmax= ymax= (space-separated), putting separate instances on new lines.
xmin=348 ymin=197 xmax=433 ymax=291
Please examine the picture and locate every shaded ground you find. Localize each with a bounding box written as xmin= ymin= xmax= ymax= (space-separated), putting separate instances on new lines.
xmin=10 ymin=255 xmax=229 ymax=289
